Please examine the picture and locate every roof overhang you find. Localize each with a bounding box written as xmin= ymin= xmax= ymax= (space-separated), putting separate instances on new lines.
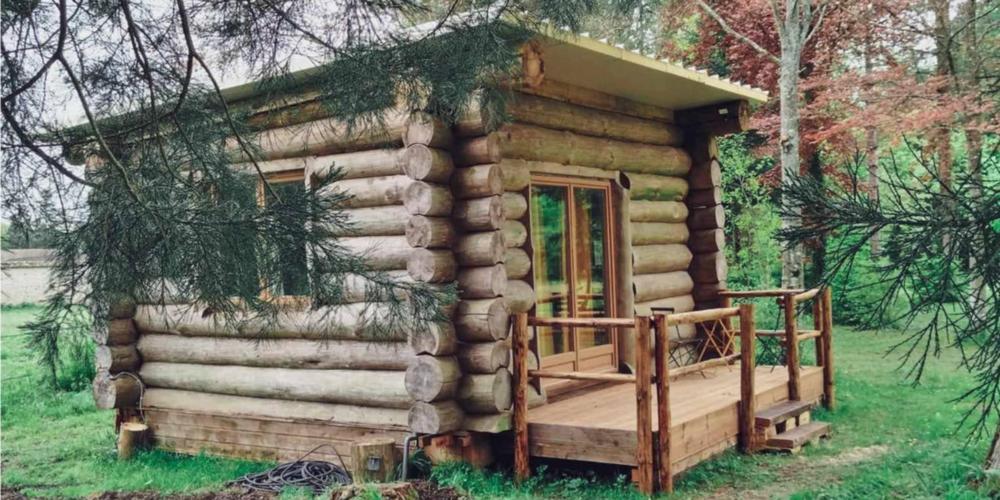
xmin=216 ymin=21 xmax=769 ymax=110
xmin=534 ymin=26 xmax=768 ymax=110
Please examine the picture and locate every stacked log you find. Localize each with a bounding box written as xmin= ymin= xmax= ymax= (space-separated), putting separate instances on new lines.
xmin=93 ymin=301 xmax=143 ymax=410
xmin=94 ymin=111 xmax=472 ymax=442
xmin=677 ymin=134 xmax=729 ymax=367
xmin=451 ymin=115 xmax=527 ymax=424
xmin=684 ymin=135 xmax=727 ymax=309
xmin=618 ymin=141 xmax=695 ymax=348
xmin=298 ymin=111 xmax=464 ymax=432
xmin=398 ymin=115 xmax=465 ymax=434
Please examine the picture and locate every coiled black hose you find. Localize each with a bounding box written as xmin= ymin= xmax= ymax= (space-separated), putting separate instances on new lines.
xmin=226 ymin=445 xmax=352 ymax=494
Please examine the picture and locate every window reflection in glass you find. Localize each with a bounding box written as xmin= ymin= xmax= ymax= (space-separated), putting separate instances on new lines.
xmin=530 ymin=184 xmax=571 ymax=356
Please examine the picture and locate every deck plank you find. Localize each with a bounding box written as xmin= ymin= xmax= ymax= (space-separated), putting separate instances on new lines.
xmin=526 ymin=364 xmax=824 ymax=468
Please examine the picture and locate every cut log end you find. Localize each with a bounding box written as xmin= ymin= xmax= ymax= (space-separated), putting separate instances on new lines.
xmin=408 ymin=401 xmax=464 ymax=434
xmin=407 ymin=249 xmax=457 ymax=283
xmin=402 ymin=144 xmax=454 ymax=183
xmin=409 ymin=323 xmax=458 ymax=356
xmin=405 ymin=355 xmax=461 ymax=402
xmin=93 ymin=372 xmax=141 ymax=409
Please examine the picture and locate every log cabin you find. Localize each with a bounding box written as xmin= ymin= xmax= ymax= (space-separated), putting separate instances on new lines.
xmin=82 ymin=23 xmax=836 ymax=493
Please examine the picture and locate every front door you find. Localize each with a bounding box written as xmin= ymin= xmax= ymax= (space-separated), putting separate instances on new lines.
xmin=529 ymin=176 xmax=618 ymax=376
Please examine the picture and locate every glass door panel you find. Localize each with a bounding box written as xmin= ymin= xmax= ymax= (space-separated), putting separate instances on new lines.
xmin=530 ymin=185 xmax=572 ymax=364
xmin=529 ymin=178 xmax=617 ymax=374
xmin=572 ymin=187 xmax=613 ymax=366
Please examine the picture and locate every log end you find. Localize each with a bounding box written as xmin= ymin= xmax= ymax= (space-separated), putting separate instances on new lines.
xmin=93 ymin=372 xmax=141 ymax=409
xmin=408 ymin=401 xmax=464 ymax=434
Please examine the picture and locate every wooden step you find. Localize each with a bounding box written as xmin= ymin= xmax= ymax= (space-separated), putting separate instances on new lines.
xmin=765 ymin=421 xmax=830 ymax=451
xmin=755 ymin=400 xmax=815 ymax=428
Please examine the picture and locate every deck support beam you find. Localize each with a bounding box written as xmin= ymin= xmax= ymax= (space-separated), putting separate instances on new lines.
xmin=634 ymin=316 xmax=654 ymax=495
xmin=820 ymin=288 xmax=835 ymax=410
xmin=653 ymin=314 xmax=673 ymax=493
xmin=738 ymin=304 xmax=757 ymax=453
xmin=512 ymin=313 xmax=530 ymax=482
xmin=783 ymin=295 xmax=801 ymax=401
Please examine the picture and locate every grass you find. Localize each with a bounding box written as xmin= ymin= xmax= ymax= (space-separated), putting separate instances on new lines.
xmin=1 ymin=306 xmax=269 ymax=497
xmin=2 ymin=304 xmax=998 ymax=498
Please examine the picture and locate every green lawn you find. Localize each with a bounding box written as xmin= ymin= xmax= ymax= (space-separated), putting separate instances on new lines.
xmin=1 ymin=306 xmax=268 ymax=497
xmin=2 ymin=305 xmax=997 ymax=498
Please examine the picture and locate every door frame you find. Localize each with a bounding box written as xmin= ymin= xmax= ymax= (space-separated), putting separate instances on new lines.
xmin=527 ymin=174 xmax=620 ymax=373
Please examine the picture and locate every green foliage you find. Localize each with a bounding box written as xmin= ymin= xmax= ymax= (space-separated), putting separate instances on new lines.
xmin=826 ymin=239 xmax=900 ymax=327
xmin=716 ymin=133 xmax=783 ymax=324
xmin=779 ymin=144 xmax=1000 ymax=434
xmin=718 ymin=133 xmax=781 ymax=290
xmin=431 ymin=461 xmax=643 ymax=500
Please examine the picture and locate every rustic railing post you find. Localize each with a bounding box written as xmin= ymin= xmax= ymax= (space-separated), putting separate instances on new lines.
xmin=783 ymin=293 xmax=801 ymax=401
xmin=821 ymin=288 xmax=836 ymax=410
xmin=512 ymin=312 xmax=530 ymax=482
xmin=634 ymin=316 xmax=654 ymax=495
xmin=720 ymin=294 xmax=734 ymax=356
xmin=812 ymin=294 xmax=825 ymax=367
xmin=653 ymin=314 xmax=672 ymax=493
xmin=738 ymin=304 xmax=757 ymax=453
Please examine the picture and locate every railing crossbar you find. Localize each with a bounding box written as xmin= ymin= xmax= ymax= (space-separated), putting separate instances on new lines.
xmin=528 ymin=370 xmax=636 ymax=384
xmin=664 ymin=307 xmax=740 ymax=326
xmin=527 ymin=317 xmax=636 ymax=328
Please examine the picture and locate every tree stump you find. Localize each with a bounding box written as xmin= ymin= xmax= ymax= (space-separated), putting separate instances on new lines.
xmin=117 ymin=421 xmax=150 ymax=459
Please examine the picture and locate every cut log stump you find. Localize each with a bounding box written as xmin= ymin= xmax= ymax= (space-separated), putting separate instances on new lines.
xmin=117 ymin=421 xmax=150 ymax=460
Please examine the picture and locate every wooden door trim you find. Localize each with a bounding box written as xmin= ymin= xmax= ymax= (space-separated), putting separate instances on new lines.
xmin=528 ymin=175 xmax=619 ymax=372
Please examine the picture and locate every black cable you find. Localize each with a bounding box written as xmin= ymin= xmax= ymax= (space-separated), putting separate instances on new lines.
xmin=226 ymin=444 xmax=352 ymax=494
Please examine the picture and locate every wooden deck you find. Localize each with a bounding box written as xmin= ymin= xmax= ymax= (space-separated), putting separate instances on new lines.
xmin=523 ymin=364 xmax=824 ymax=473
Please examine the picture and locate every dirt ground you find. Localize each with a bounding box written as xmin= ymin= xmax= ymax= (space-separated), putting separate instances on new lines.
xmin=2 ymin=480 xmax=465 ymax=500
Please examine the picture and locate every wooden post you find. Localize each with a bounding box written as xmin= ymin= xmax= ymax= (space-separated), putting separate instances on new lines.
xmin=634 ymin=316 xmax=654 ymax=495
xmin=783 ymin=294 xmax=801 ymax=401
xmin=812 ymin=296 xmax=825 ymax=366
xmin=512 ymin=312 xmax=531 ymax=482
xmin=653 ymin=314 xmax=673 ymax=493
xmin=350 ymin=438 xmax=400 ymax=483
xmin=720 ymin=294 xmax=734 ymax=356
xmin=821 ymin=288 xmax=836 ymax=410
xmin=738 ymin=304 xmax=757 ymax=453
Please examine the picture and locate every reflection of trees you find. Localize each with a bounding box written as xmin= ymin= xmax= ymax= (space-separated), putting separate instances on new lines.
xmin=535 ymin=187 xmax=567 ymax=283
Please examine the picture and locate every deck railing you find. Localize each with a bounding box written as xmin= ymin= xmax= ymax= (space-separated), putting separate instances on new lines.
xmin=511 ymin=305 xmax=757 ymax=494
xmin=719 ymin=287 xmax=835 ymax=409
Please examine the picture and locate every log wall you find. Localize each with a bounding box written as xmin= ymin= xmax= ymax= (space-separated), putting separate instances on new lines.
xmin=684 ymin=135 xmax=727 ymax=309
xmin=450 ymin=110 xmax=525 ymax=428
xmin=458 ymin=86 xmax=702 ymax=407
xmin=93 ymin=77 xmax=735 ymax=447
xmin=94 ymin=107 xmax=468 ymax=461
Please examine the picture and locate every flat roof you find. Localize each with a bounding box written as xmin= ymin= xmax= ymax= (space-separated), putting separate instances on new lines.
xmin=536 ymin=26 xmax=769 ymax=109
xmin=220 ymin=22 xmax=768 ymax=110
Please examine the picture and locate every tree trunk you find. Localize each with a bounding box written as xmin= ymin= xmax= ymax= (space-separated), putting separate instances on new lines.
xmin=986 ymin=423 xmax=1000 ymax=472
xmin=805 ymin=149 xmax=826 ymax=286
xmin=864 ymin=37 xmax=881 ymax=257
xmin=779 ymin=26 xmax=805 ymax=289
